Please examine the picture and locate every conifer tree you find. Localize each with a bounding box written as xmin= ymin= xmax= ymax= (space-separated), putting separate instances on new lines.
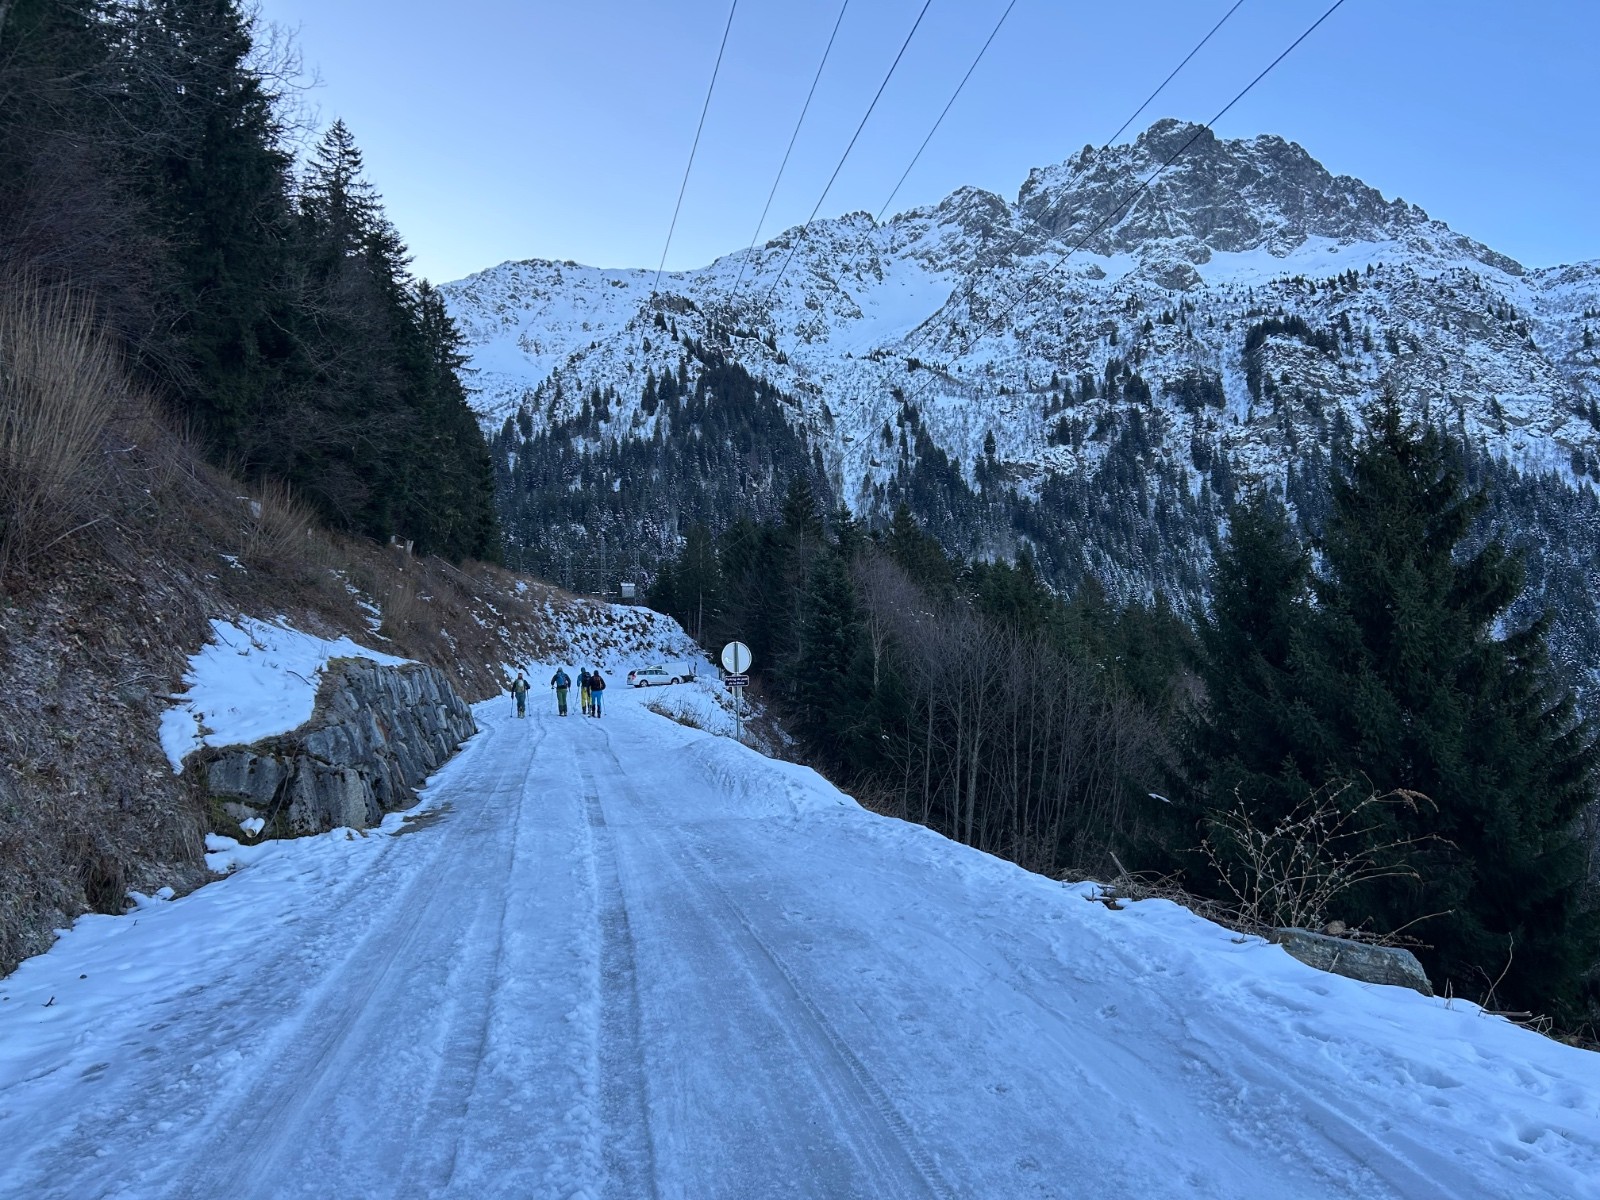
xmin=0 ymin=2 xmax=499 ymax=564
xmin=124 ymin=0 xmax=298 ymax=447
xmin=672 ymin=524 xmax=722 ymax=642
xmin=1193 ymin=493 xmax=1319 ymax=826
xmin=780 ymin=476 xmax=824 ymax=540
xmin=792 ymin=548 xmax=861 ymax=760
xmin=1302 ymin=399 xmax=1596 ymax=1014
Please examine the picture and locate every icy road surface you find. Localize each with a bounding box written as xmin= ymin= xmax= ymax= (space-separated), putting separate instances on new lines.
xmin=3 ymin=686 xmax=1598 ymax=1199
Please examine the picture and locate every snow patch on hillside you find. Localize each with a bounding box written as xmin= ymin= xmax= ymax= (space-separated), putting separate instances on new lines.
xmin=158 ymin=616 xmax=408 ymax=772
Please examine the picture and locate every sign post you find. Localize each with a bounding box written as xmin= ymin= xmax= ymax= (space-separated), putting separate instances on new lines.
xmin=721 ymin=641 xmax=752 ymax=743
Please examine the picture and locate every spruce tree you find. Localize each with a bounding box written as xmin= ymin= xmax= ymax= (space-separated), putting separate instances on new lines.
xmin=1193 ymin=493 xmax=1320 ymax=827
xmin=125 ymin=0 xmax=297 ymax=450
xmin=1305 ymin=398 xmax=1596 ymax=1015
xmin=401 ymin=284 xmax=500 ymax=560
xmin=792 ymin=548 xmax=861 ymax=762
xmin=672 ymin=524 xmax=722 ymax=642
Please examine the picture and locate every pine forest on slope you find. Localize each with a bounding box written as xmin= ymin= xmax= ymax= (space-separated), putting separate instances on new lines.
xmin=443 ymin=120 xmax=1600 ymax=688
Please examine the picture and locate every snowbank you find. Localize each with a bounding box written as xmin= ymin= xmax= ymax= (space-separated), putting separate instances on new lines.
xmin=158 ymin=616 xmax=409 ymax=772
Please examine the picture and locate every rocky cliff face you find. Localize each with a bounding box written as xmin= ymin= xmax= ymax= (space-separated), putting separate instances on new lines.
xmin=1014 ymin=121 xmax=1518 ymax=270
xmin=199 ymin=659 xmax=477 ymax=835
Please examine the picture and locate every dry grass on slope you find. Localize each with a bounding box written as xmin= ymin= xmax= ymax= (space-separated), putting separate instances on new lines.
xmin=0 ymin=286 xmax=569 ymax=976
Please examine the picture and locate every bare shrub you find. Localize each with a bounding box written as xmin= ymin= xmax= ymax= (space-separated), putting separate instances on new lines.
xmin=1201 ymin=783 xmax=1440 ymax=934
xmin=0 ymin=280 xmax=121 ymax=582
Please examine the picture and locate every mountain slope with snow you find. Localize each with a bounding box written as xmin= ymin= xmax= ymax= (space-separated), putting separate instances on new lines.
xmin=445 ymin=120 xmax=1600 ymax=500
xmin=3 ymin=640 xmax=1597 ymax=1199
xmin=442 ymin=119 xmax=1600 ymax=679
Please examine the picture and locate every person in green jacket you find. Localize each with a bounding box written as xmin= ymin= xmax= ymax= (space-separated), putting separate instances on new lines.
xmin=550 ymin=668 xmax=571 ymax=716
xmin=511 ymin=672 xmax=530 ymax=718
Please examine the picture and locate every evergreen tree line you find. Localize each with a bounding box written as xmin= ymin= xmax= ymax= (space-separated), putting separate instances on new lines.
xmin=649 ymin=480 xmax=1196 ymax=897
xmin=489 ymin=347 xmax=833 ymax=592
xmin=653 ymin=400 xmax=1598 ymax=1023
xmin=490 ymin=334 xmax=1600 ymax=706
xmin=0 ymin=0 xmax=497 ymax=560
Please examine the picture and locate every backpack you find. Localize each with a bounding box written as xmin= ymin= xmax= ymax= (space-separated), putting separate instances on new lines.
xmin=590 ymin=674 xmax=606 ymax=692
xmin=554 ymin=670 xmax=569 ymax=688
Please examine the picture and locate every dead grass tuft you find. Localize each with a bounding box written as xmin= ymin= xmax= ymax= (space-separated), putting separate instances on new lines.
xmin=0 ymin=279 xmax=122 ymax=583
xmin=241 ymin=474 xmax=318 ymax=569
xmin=644 ymin=697 xmax=704 ymax=730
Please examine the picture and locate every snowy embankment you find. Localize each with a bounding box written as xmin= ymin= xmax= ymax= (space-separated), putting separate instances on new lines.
xmin=2 ymin=613 xmax=1597 ymax=1198
xmin=157 ymin=615 xmax=409 ymax=771
xmin=518 ymin=594 xmax=753 ymax=739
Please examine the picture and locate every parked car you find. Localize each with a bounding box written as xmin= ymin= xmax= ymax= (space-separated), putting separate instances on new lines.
xmin=627 ymin=664 xmax=693 ymax=687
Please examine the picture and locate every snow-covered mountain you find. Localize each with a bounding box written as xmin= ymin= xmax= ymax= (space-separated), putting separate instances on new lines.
xmin=441 ymin=119 xmax=1600 ymax=668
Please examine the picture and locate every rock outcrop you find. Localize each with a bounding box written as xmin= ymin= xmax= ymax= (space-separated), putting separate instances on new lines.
xmin=197 ymin=659 xmax=477 ymax=834
xmin=1273 ymin=927 xmax=1434 ymax=996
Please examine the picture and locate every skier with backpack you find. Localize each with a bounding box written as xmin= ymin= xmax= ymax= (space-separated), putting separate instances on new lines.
xmin=578 ymin=669 xmax=593 ymax=718
xmin=589 ymin=669 xmax=606 ymax=718
xmin=510 ymin=672 xmax=530 ymax=719
xmin=550 ymin=667 xmax=571 ymax=716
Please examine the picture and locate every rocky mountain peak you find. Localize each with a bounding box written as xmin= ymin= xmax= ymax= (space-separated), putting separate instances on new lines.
xmin=1013 ymin=119 xmax=1517 ymax=275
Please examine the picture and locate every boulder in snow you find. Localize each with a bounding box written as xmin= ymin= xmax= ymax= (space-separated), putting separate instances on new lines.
xmin=1272 ymin=928 xmax=1433 ymax=996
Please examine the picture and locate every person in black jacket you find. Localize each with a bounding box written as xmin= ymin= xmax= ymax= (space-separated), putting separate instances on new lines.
xmin=589 ymin=670 xmax=606 ymax=718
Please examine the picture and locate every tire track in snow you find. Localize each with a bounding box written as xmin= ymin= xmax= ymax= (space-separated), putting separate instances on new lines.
xmin=587 ymin=724 xmax=956 ymax=1200
xmin=575 ymin=753 xmax=662 ymax=1200
xmin=173 ymin=722 xmax=547 ymax=1200
xmin=9 ymin=720 xmax=533 ymax=1200
xmin=392 ymin=727 xmax=540 ymax=1198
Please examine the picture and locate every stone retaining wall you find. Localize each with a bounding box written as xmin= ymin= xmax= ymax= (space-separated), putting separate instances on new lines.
xmin=196 ymin=658 xmax=477 ymax=834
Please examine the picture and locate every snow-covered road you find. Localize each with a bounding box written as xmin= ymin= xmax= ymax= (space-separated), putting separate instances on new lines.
xmin=4 ymin=684 xmax=1598 ymax=1199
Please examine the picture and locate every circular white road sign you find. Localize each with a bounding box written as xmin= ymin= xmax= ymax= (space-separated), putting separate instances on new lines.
xmin=720 ymin=641 xmax=752 ymax=674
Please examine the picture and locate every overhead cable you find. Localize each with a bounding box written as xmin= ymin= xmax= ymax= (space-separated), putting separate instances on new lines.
xmin=903 ymin=0 xmax=1350 ymax=401
xmin=762 ymin=0 xmax=936 ymax=305
xmin=729 ymin=0 xmax=852 ymax=302
xmin=654 ymin=0 xmax=740 ymax=297
xmin=1101 ymin=0 xmax=1248 ymax=148
xmin=875 ymin=0 xmax=1019 ymax=222
xmin=896 ymin=0 xmax=1249 ymax=359
xmin=972 ymin=0 xmax=1350 ymax=344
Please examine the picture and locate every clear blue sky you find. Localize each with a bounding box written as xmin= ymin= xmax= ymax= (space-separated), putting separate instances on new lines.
xmin=254 ymin=0 xmax=1600 ymax=284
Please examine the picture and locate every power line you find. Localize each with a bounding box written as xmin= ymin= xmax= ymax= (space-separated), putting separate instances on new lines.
xmin=976 ymin=0 xmax=1349 ymax=344
xmin=895 ymin=0 xmax=1249 ymax=361
xmin=729 ymin=1 xmax=851 ymax=303
xmin=905 ymin=0 xmax=1350 ymax=402
xmin=875 ymin=0 xmax=1019 ymax=222
xmin=654 ymin=0 xmax=740 ymax=298
xmin=1101 ymin=0 xmax=1247 ymax=149
xmin=762 ymin=0 xmax=935 ymax=306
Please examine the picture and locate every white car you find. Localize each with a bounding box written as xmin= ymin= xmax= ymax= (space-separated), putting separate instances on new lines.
xmin=627 ymin=665 xmax=691 ymax=688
